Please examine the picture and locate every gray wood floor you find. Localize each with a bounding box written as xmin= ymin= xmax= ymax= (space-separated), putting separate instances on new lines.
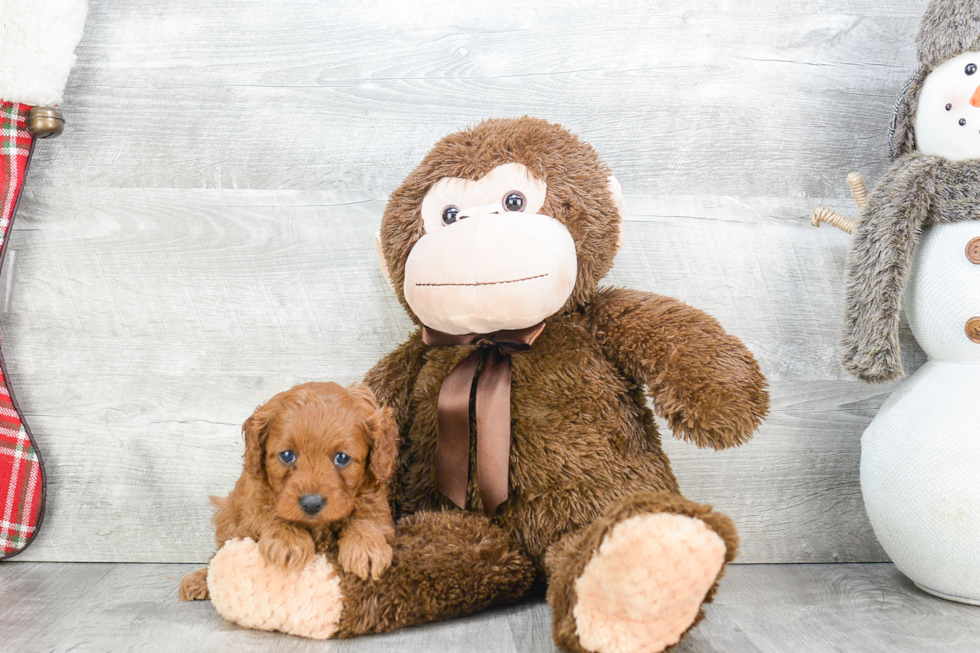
xmin=1 ymin=562 xmax=978 ymax=653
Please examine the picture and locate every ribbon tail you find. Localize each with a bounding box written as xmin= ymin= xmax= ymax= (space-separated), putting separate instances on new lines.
xmin=434 ymin=350 xmax=482 ymax=509
xmin=475 ymin=350 xmax=512 ymax=514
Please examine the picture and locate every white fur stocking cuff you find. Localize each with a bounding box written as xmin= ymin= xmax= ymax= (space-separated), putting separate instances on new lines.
xmin=0 ymin=0 xmax=88 ymax=106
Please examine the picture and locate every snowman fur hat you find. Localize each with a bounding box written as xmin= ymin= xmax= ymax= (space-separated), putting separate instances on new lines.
xmin=843 ymin=0 xmax=980 ymax=383
xmin=890 ymin=0 xmax=980 ymax=158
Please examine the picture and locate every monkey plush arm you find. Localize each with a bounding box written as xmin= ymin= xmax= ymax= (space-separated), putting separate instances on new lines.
xmin=585 ymin=288 xmax=769 ymax=449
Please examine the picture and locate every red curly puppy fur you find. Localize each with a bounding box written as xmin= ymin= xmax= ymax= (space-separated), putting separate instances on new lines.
xmin=179 ymin=382 xmax=399 ymax=601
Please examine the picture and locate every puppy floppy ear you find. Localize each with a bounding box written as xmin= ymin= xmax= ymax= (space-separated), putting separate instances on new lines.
xmin=242 ymin=397 xmax=279 ymax=478
xmin=367 ymin=406 xmax=399 ymax=484
xmin=346 ymin=383 xmax=400 ymax=484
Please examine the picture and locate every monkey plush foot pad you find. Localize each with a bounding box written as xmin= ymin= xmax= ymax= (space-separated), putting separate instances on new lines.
xmin=207 ymin=538 xmax=343 ymax=640
xmin=572 ymin=514 xmax=726 ymax=653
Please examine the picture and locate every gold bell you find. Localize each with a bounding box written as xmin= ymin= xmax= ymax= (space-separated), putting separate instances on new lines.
xmin=27 ymin=107 xmax=65 ymax=139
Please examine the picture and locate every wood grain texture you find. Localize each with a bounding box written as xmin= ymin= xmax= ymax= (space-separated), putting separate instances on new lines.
xmin=1 ymin=0 xmax=935 ymax=562
xmin=2 ymin=562 xmax=977 ymax=652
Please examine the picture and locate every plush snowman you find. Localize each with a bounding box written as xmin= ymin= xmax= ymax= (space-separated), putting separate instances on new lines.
xmin=813 ymin=0 xmax=980 ymax=605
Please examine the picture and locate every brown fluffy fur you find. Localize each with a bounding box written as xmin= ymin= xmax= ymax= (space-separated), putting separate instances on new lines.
xmin=335 ymin=118 xmax=769 ymax=651
xmin=179 ymin=382 xmax=398 ymax=601
xmin=333 ymin=511 xmax=536 ymax=637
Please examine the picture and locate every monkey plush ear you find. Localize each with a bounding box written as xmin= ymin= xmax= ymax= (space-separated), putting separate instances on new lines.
xmin=608 ymin=175 xmax=625 ymax=252
xmin=375 ymin=231 xmax=394 ymax=292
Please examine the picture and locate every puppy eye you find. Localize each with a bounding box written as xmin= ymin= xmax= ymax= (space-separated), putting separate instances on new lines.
xmin=278 ymin=450 xmax=297 ymax=465
xmin=967 ymin=63 xmax=978 ymax=76
xmin=442 ymin=206 xmax=459 ymax=225
xmin=503 ymin=191 xmax=526 ymax=212
xmin=333 ymin=452 xmax=351 ymax=468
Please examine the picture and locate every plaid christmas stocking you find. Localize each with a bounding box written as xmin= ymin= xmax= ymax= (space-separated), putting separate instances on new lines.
xmin=0 ymin=102 xmax=44 ymax=558
xmin=0 ymin=0 xmax=87 ymax=559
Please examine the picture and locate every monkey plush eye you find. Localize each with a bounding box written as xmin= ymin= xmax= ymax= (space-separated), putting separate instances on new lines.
xmin=279 ymin=450 xmax=297 ymax=465
xmin=967 ymin=64 xmax=978 ymax=75
xmin=333 ymin=452 xmax=352 ymax=468
xmin=503 ymin=191 xmax=526 ymax=212
xmin=442 ymin=206 xmax=460 ymax=225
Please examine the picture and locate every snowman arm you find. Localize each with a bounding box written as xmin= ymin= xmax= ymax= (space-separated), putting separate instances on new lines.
xmin=841 ymin=154 xmax=941 ymax=383
xmin=585 ymin=287 xmax=769 ymax=450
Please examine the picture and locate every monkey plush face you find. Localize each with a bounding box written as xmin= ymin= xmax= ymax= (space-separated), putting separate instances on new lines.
xmin=404 ymin=163 xmax=578 ymax=334
xmin=378 ymin=118 xmax=623 ymax=335
xmin=915 ymin=51 xmax=980 ymax=160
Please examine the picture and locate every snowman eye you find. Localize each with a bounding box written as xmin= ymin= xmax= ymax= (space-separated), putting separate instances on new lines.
xmin=946 ymin=103 xmax=953 ymax=111
xmin=967 ymin=64 xmax=978 ymax=76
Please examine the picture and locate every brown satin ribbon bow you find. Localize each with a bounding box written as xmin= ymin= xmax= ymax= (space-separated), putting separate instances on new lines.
xmin=422 ymin=322 xmax=546 ymax=513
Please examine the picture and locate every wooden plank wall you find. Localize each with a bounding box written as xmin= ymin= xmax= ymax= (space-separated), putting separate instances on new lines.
xmin=5 ymin=0 xmax=931 ymax=563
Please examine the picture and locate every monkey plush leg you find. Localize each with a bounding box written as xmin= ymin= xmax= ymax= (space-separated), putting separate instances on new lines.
xmin=546 ymin=492 xmax=738 ymax=653
xmin=207 ymin=511 xmax=535 ymax=639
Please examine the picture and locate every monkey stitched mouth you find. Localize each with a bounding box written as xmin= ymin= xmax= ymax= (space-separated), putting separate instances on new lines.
xmin=415 ymin=274 xmax=549 ymax=288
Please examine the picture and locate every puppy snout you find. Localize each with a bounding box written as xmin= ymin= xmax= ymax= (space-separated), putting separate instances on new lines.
xmin=299 ymin=493 xmax=326 ymax=516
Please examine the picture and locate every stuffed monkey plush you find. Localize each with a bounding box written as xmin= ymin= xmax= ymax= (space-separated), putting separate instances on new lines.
xmin=206 ymin=117 xmax=769 ymax=653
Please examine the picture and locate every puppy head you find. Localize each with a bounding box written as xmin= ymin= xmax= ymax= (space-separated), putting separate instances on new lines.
xmin=242 ymin=381 xmax=398 ymax=527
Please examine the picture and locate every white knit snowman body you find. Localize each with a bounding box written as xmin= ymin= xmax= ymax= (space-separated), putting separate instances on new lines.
xmin=862 ymin=222 xmax=980 ymax=604
xmin=860 ymin=53 xmax=980 ymax=605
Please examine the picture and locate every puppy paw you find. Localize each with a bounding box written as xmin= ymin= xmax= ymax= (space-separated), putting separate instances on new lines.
xmin=259 ymin=526 xmax=315 ymax=569
xmin=178 ymin=567 xmax=210 ymax=601
xmin=338 ymin=530 xmax=393 ymax=580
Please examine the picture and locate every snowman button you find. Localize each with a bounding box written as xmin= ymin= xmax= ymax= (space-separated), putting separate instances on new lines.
xmin=967 ymin=238 xmax=980 ymax=264
xmin=967 ymin=318 xmax=980 ymax=344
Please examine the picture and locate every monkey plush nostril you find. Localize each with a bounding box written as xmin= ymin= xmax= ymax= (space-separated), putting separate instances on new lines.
xmin=298 ymin=493 xmax=325 ymax=516
xmin=456 ymin=202 xmax=503 ymax=222
xmin=971 ymin=85 xmax=980 ymax=107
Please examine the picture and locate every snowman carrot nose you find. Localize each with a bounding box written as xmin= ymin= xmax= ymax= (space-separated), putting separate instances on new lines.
xmin=972 ymin=85 xmax=980 ymax=108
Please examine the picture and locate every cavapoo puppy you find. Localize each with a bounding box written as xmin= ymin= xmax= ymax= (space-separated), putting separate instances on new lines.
xmin=179 ymin=381 xmax=398 ymax=601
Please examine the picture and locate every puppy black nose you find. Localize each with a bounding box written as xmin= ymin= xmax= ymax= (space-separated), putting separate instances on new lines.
xmin=299 ymin=494 xmax=325 ymax=516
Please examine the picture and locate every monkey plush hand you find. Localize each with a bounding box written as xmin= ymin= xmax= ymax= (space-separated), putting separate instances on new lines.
xmin=207 ymin=118 xmax=769 ymax=653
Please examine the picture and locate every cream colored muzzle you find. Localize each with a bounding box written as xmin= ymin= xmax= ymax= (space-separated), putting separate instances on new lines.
xmin=403 ymin=213 xmax=578 ymax=335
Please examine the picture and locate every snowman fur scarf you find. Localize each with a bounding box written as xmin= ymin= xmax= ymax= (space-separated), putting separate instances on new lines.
xmin=0 ymin=0 xmax=88 ymax=106
xmin=842 ymin=0 xmax=980 ymax=383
